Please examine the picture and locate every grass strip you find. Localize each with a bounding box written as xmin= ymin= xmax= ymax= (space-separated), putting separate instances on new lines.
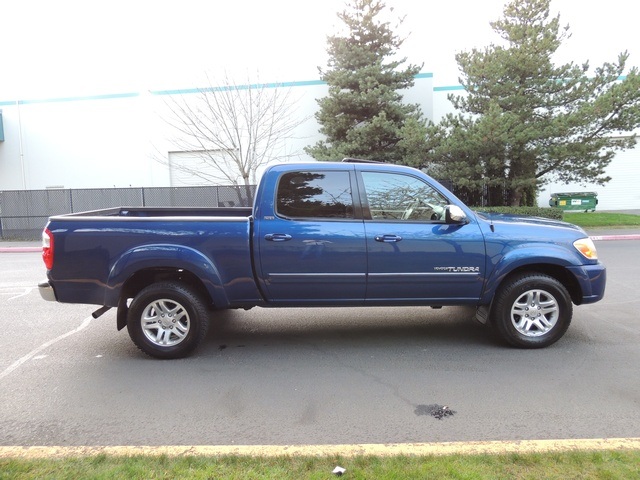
xmin=1 ymin=450 xmax=640 ymax=479
xmin=563 ymin=212 xmax=640 ymax=228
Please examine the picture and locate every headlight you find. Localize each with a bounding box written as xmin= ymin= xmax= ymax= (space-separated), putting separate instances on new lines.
xmin=574 ymin=237 xmax=598 ymax=260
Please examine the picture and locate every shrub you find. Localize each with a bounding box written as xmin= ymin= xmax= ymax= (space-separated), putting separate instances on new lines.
xmin=471 ymin=206 xmax=564 ymax=220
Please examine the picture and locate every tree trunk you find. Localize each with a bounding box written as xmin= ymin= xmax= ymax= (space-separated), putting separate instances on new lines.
xmin=509 ymin=187 xmax=523 ymax=207
xmin=507 ymin=150 xmax=537 ymax=207
xmin=242 ymin=177 xmax=253 ymax=207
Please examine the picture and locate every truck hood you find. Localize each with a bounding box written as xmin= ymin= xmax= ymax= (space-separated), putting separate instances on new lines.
xmin=474 ymin=211 xmax=588 ymax=237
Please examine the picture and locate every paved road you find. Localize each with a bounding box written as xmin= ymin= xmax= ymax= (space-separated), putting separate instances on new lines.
xmin=0 ymin=240 xmax=638 ymax=446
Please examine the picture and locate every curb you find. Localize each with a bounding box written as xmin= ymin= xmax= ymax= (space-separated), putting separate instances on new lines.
xmin=1 ymin=438 xmax=639 ymax=458
xmin=0 ymin=247 xmax=41 ymax=253
xmin=589 ymin=234 xmax=640 ymax=241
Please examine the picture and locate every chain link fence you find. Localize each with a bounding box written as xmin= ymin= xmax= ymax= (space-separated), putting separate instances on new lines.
xmin=0 ymin=185 xmax=256 ymax=240
xmin=1 ymin=181 xmax=504 ymax=240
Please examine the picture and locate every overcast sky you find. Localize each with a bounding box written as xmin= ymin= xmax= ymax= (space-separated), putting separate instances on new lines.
xmin=1 ymin=0 xmax=637 ymax=100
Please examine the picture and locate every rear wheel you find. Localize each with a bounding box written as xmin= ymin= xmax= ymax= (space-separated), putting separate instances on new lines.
xmin=127 ymin=282 xmax=209 ymax=359
xmin=491 ymin=273 xmax=572 ymax=348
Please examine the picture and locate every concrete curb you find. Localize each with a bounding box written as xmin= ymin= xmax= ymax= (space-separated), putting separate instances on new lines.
xmin=589 ymin=234 xmax=640 ymax=241
xmin=1 ymin=438 xmax=639 ymax=458
xmin=0 ymin=247 xmax=41 ymax=253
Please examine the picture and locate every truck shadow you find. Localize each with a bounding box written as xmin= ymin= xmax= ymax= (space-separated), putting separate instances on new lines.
xmin=199 ymin=306 xmax=498 ymax=356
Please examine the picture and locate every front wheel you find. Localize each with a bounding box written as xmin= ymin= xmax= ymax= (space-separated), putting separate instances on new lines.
xmin=127 ymin=282 xmax=210 ymax=359
xmin=491 ymin=273 xmax=573 ymax=348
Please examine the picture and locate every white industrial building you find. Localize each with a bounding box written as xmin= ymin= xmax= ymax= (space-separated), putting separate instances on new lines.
xmin=0 ymin=73 xmax=638 ymax=210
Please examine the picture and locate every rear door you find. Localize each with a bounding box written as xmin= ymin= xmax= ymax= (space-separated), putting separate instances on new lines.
xmin=359 ymin=170 xmax=486 ymax=303
xmin=257 ymin=169 xmax=367 ymax=304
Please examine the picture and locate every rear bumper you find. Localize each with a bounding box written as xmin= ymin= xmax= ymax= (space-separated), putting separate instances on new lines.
xmin=38 ymin=281 xmax=57 ymax=302
xmin=566 ymin=263 xmax=606 ymax=304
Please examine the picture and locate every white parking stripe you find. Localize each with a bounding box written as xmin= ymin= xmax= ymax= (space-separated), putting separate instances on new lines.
xmin=7 ymin=287 xmax=33 ymax=301
xmin=0 ymin=316 xmax=93 ymax=381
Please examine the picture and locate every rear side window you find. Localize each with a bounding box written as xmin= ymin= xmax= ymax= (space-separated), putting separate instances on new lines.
xmin=276 ymin=171 xmax=354 ymax=219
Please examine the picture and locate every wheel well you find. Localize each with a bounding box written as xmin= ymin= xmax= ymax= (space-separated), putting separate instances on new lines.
xmin=121 ymin=268 xmax=213 ymax=308
xmin=500 ymin=264 xmax=582 ymax=304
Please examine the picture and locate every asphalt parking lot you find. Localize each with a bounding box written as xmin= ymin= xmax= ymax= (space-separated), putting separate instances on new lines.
xmin=0 ymin=237 xmax=639 ymax=447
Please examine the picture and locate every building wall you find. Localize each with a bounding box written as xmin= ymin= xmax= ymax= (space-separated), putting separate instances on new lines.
xmin=0 ymin=75 xmax=433 ymax=190
xmin=0 ymin=94 xmax=168 ymax=190
xmin=1 ymin=73 xmax=638 ymax=210
xmin=538 ymin=145 xmax=640 ymax=211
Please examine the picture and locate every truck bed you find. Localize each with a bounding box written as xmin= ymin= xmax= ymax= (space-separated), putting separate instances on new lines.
xmin=43 ymin=206 xmax=260 ymax=309
xmin=52 ymin=206 xmax=254 ymax=219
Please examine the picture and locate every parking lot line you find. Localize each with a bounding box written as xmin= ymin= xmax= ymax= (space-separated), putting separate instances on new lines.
xmin=0 ymin=315 xmax=93 ymax=381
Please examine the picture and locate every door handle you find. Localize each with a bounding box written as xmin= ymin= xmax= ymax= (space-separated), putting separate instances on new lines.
xmin=374 ymin=234 xmax=402 ymax=243
xmin=264 ymin=233 xmax=292 ymax=242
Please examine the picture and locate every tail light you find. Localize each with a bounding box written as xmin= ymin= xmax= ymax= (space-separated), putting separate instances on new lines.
xmin=42 ymin=228 xmax=54 ymax=269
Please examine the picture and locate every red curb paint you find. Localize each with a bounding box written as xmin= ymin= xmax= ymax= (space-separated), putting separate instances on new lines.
xmin=590 ymin=234 xmax=640 ymax=241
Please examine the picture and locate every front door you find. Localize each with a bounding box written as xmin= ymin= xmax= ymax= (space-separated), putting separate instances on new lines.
xmin=359 ymin=171 xmax=486 ymax=303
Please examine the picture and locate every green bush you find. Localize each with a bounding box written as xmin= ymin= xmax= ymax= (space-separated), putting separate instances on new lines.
xmin=471 ymin=206 xmax=564 ymax=220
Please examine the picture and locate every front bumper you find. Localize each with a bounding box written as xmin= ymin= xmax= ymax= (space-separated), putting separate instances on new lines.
xmin=38 ymin=281 xmax=57 ymax=302
xmin=566 ymin=263 xmax=606 ymax=304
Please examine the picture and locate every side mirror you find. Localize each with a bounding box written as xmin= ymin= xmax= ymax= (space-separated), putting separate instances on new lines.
xmin=445 ymin=205 xmax=467 ymax=224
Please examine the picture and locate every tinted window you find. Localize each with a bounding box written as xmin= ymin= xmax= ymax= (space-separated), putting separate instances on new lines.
xmin=361 ymin=172 xmax=448 ymax=221
xmin=277 ymin=171 xmax=354 ymax=219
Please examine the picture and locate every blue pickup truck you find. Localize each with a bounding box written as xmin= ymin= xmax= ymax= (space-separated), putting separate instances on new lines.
xmin=39 ymin=160 xmax=606 ymax=358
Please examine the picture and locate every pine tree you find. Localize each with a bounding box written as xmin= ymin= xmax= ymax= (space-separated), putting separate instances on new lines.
xmin=425 ymin=0 xmax=640 ymax=206
xmin=305 ymin=0 xmax=428 ymax=163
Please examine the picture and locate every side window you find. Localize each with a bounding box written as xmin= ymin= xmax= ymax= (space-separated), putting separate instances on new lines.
xmin=276 ymin=171 xmax=354 ymax=219
xmin=361 ymin=172 xmax=449 ymax=221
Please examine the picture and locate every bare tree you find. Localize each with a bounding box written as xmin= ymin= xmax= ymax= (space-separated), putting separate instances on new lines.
xmin=161 ymin=72 xmax=310 ymax=201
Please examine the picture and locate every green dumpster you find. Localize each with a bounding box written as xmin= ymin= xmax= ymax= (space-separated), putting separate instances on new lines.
xmin=549 ymin=192 xmax=598 ymax=212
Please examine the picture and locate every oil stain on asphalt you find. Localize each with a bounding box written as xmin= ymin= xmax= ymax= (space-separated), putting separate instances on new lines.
xmin=415 ymin=404 xmax=456 ymax=419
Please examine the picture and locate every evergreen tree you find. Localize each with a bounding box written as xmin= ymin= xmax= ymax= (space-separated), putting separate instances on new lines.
xmin=425 ymin=0 xmax=640 ymax=206
xmin=305 ymin=0 xmax=428 ymax=163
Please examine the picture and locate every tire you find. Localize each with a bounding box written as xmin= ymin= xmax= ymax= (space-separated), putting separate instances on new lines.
xmin=127 ymin=282 xmax=210 ymax=359
xmin=491 ymin=273 xmax=572 ymax=348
